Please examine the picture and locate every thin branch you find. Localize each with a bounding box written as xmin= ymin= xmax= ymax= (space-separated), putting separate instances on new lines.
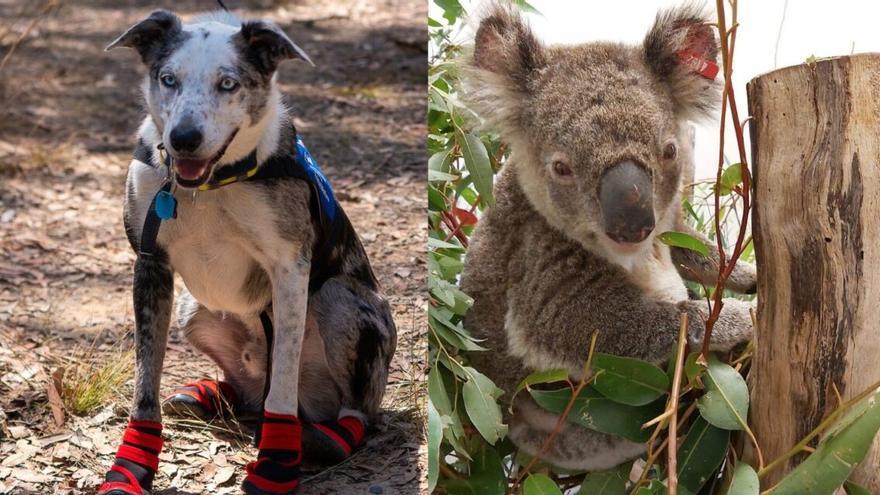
xmin=666 ymin=314 xmax=689 ymax=495
xmin=511 ymin=331 xmax=600 ymax=492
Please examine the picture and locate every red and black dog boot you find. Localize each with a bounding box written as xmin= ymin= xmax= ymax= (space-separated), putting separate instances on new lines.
xmin=242 ymin=411 xmax=302 ymax=495
xmin=98 ymin=420 xmax=163 ymax=495
xmin=302 ymin=415 xmax=366 ymax=465
xmin=162 ymin=379 xmax=237 ymax=420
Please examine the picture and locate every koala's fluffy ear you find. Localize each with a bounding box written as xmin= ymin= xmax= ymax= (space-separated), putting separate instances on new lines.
xmin=473 ymin=5 xmax=545 ymax=87
xmin=466 ymin=5 xmax=545 ymax=136
xmin=106 ymin=10 xmax=182 ymax=64
xmin=643 ymin=6 xmax=720 ymax=119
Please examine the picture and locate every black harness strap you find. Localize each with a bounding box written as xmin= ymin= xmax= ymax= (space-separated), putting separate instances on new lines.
xmin=138 ymin=181 xmax=171 ymax=258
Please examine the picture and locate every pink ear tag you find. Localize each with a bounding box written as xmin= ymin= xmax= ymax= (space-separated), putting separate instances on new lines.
xmin=676 ymin=50 xmax=719 ymax=80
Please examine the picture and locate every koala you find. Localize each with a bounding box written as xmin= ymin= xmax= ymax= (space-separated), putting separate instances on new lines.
xmin=459 ymin=4 xmax=757 ymax=471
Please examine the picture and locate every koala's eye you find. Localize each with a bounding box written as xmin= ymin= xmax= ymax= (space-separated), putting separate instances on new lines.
xmin=218 ymin=77 xmax=240 ymax=92
xmin=552 ymin=160 xmax=573 ymax=178
xmin=159 ymin=73 xmax=177 ymax=88
xmin=662 ymin=142 xmax=678 ymax=160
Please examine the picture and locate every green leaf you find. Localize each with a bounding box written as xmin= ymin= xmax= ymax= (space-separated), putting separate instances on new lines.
xmin=428 ymin=149 xmax=452 ymax=172
xmin=510 ymin=0 xmax=541 ymax=14
xmin=462 ymin=367 xmax=507 ymax=445
xmin=511 ymin=368 xmax=569 ymax=406
xmin=592 ymin=353 xmax=670 ymax=406
xmin=578 ymin=468 xmax=627 ymax=494
xmin=658 ymin=231 xmax=709 ymax=257
xmin=440 ymin=440 xmax=506 ymax=495
xmin=427 ymin=400 xmax=442 ymax=492
xmin=634 ymin=480 xmax=667 ymax=495
xmin=429 ymin=366 xmax=469 ymax=458
xmin=718 ymin=163 xmax=745 ymax=196
xmin=677 ymin=417 xmax=730 ymax=493
xmin=844 ymin=480 xmax=872 ymax=495
xmin=429 ymin=236 xmax=463 ymax=250
xmin=684 ymin=352 xmax=706 ymax=383
xmin=768 ymin=388 xmax=880 ymax=495
xmin=523 ymin=474 xmax=563 ymax=495
xmin=433 ymin=0 xmax=463 ymax=24
xmin=457 ymin=129 xmax=495 ymax=206
xmin=725 ymin=463 xmax=759 ymax=495
xmin=428 ymin=169 xmax=459 ymax=182
xmin=697 ymin=354 xmax=749 ymax=430
xmin=530 ymin=386 xmax=663 ymax=442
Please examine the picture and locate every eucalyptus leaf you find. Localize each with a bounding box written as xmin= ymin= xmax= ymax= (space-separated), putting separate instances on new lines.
xmin=592 ymin=353 xmax=670 ymax=406
xmin=677 ymin=417 xmax=730 ymax=493
xmin=511 ymin=368 xmax=569 ymax=405
xmin=718 ymin=163 xmax=745 ymax=196
xmin=768 ymin=389 xmax=880 ymax=495
xmin=697 ymin=354 xmax=749 ymax=430
xmin=530 ymin=386 xmax=663 ymax=442
xmin=523 ymin=474 xmax=563 ymax=495
xmin=456 ymin=129 xmax=495 ymax=206
xmin=844 ymin=480 xmax=872 ymax=495
xmin=462 ymin=367 xmax=507 ymax=445
xmin=428 ymin=400 xmax=442 ymax=493
xmin=578 ymin=468 xmax=627 ymax=494
xmin=725 ymin=463 xmax=759 ymax=495
xmin=658 ymin=231 xmax=709 ymax=257
xmin=429 ymin=169 xmax=459 ymax=182
xmin=440 ymin=440 xmax=506 ymax=495
xmin=429 ymin=367 xmax=469 ymax=458
xmin=429 ymin=149 xmax=452 ymax=171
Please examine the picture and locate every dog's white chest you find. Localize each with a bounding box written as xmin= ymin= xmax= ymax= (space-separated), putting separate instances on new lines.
xmin=162 ymin=194 xmax=268 ymax=315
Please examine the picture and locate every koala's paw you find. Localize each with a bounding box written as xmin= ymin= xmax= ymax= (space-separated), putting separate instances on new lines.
xmin=687 ymin=299 xmax=754 ymax=352
xmin=727 ymin=262 xmax=758 ymax=295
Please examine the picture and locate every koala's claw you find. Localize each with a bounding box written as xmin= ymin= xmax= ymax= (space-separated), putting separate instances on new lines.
xmin=685 ymin=299 xmax=754 ymax=352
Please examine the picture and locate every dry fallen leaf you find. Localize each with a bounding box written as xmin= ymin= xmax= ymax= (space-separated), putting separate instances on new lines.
xmin=213 ymin=465 xmax=235 ymax=486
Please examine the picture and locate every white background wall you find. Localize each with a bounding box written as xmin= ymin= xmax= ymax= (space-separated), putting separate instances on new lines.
xmin=433 ymin=0 xmax=880 ymax=179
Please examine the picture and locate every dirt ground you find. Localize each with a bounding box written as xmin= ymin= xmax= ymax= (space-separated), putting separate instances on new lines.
xmin=0 ymin=0 xmax=426 ymax=493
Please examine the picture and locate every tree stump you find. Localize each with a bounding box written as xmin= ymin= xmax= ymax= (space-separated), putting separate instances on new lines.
xmin=748 ymin=53 xmax=880 ymax=490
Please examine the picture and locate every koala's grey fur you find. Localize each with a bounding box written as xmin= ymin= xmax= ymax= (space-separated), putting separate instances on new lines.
xmin=459 ymin=4 xmax=756 ymax=471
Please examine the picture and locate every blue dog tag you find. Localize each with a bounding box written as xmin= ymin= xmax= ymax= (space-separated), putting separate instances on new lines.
xmin=155 ymin=190 xmax=177 ymax=220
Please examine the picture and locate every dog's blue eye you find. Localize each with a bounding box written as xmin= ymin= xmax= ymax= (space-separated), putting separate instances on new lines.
xmin=160 ymin=74 xmax=176 ymax=88
xmin=219 ymin=78 xmax=239 ymax=92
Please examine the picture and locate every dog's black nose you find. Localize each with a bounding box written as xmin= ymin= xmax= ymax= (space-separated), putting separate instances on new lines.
xmin=169 ymin=126 xmax=203 ymax=154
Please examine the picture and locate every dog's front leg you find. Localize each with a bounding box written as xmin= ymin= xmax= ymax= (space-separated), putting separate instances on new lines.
xmin=99 ymin=252 xmax=173 ymax=495
xmin=243 ymin=254 xmax=310 ymax=495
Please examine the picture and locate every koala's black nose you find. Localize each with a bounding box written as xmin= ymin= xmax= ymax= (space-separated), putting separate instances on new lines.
xmin=169 ymin=125 xmax=203 ymax=154
xmin=600 ymin=160 xmax=655 ymax=245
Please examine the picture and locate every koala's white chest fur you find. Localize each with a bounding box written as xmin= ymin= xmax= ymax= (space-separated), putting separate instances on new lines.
xmin=628 ymin=243 xmax=688 ymax=304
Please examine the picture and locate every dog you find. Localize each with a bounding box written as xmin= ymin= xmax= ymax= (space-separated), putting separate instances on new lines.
xmin=99 ymin=9 xmax=397 ymax=495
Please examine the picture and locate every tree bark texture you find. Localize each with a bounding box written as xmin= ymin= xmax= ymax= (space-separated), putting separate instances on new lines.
xmin=748 ymin=53 xmax=880 ymax=490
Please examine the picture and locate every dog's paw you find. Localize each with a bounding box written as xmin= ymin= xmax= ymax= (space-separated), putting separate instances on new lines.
xmin=243 ymin=411 xmax=302 ymax=494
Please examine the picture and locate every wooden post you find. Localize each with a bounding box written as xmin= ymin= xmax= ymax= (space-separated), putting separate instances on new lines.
xmin=748 ymin=54 xmax=880 ymax=490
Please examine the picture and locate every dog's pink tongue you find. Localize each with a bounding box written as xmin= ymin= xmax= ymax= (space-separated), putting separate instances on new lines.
xmin=175 ymin=159 xmax=209 ymax=180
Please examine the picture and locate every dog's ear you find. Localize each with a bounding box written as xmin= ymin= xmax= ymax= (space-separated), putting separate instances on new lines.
xmin=106 ymin=10 xmax=183 ymax=64
xmin=237 ymin=20 xmax=314 ymax=74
